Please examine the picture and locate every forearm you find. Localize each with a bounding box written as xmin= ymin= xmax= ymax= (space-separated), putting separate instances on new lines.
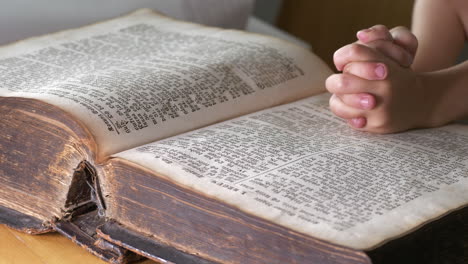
xmin=412 ymin=0 xmax=466 ymax=72
xmin=421 ymin=61 xmax=468 ymax=126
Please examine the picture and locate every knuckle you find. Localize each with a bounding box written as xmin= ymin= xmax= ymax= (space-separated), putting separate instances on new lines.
xmin=392 ymin=25 xmax=409 ymax=32
xmin=371 ymin=116 xmax=392 ymax=133
xmin=391 ymin=26 xmax=418 ymax=51
xmin=394 ymin=48 xmax=410 ymax=64
xmin=365 ymin=111 xmax=398 ymax=134
xmin=369 ymin=39 xmax=387 ymax=49
xmin=336 ymin=74 xmax=349 ymax=91
xmin=333 ymin=108 xmax=347 ymax=119
xmin=373 ymin=24 xmax=389 ymax=32
xmin=400 ymin=49 xmax=413 ymax=66
xmin=375 ymin=117 xmax=389 ymax=129
xmin=342 ymin=62 xmax=352 ymax=74
xmin=329 ymin=98 xmax=346 ymax=118
xmin=333 ymin=48 xmax=341 ymax=61
xmin=325 ymin=74 xmax=345 ymax=93
xmin=325 ymin=76 xmax=334 ymax=92
xmin=334 ymin=46 xmax=348 ymax=60
xmin=329 ymin=98 xmax=339 ymax=115
xmin=348 ymin=43 xmax=363 ymax=57
xmin=369 ymin=107 xmax=398 ymax=133
xmin=377 ymin=42 xmax=411 ymax=67
xmin=350 ymin=62 xmax=375 ymax=80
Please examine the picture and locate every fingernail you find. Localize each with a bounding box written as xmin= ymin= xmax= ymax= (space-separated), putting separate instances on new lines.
xmin=356 ymin=31 xmax=368 ymax=41
xmin=361 ymin=28 xmax=374 ymax=33
xmin=356 ymin=28 xmax=373 ymax=41
xmin=360 ymin=96 xmax=371 ymax=109
xmin=349 ymin=117 xmax=366 ymax=128
xmin=374 ymin=64 xmax=386 ymax=79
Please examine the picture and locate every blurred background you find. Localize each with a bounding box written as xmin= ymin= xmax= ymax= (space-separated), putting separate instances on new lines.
xmin=1 ymin=0 xmax=466 ymax=68
xmin=0 ymin=0 xmax=416 ymax=69
xmin=255 ymin=0 xmax=414 ymax=68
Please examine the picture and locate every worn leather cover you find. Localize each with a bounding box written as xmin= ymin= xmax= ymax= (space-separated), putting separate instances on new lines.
xmin=0 ymin=205 xmax=141 ymax=264
xmin=96 ymin=205 xmax=468 ymax=264
xmin=98 ymin=221 xmax=217 ymax=264
xmin=367 ymin=206 xmax=468 ymax=264
xmin=55 ymin=210 xmax=142 ymax=264
xmin=0 ymin=205 xmax=52 ymax=234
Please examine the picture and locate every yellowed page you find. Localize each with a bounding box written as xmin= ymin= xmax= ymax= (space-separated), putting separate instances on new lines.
xmin=114 ymin=93 xmax=468 ymax=249
xmin=0 ymin=9 xmax=331 ymax=159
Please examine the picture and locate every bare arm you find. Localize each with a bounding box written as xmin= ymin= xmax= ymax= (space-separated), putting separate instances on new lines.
xmin=326 ymin=1 xmax=468 ymax=133
xmin=412 ymin=0 xmax=466 ymax=71
xmin=422 ymin=60 xmax=468 ymax=123
xmin=413 ymin=0 xmax=468 ymax=121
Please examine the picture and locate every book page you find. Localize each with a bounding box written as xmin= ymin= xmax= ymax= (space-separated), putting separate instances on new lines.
xmin=0 ymin=9 xmax=331 ymax=158
xmin=114 ymin=93 xmax=468 ymax=249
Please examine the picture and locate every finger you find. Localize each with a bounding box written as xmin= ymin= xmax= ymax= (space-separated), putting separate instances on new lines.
xmin=333 ymin=43 xmax=389 ymax=71
xmin=366 ymin=40 xmax=413 ymax=67
xmin=355 ymin=25 xmax=417 ymax=67
xmin=326 ymin=73 xmax=382 ymax=94
xmin=329 ymin=94 xmax=366 ymax=120
xmin=356 ymin=25 xmax=393 ymax=43
xmin=390 ymin=26 xmax=418 ymax=57
xmin=348 ymin=117 xmax=367 ymax=129
xmin=336 ymin=93 xmax=377 ymax=110
xmin=343 ymin=61 xmax=387 ymax=80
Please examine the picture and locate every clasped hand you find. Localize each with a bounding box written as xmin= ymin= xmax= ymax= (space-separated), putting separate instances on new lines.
xmin=326 ymin=25 xmax=437 ymax=133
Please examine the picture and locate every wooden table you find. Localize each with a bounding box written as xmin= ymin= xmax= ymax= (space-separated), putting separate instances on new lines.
xmin=0 ymin=225 xmax=155 ymax=264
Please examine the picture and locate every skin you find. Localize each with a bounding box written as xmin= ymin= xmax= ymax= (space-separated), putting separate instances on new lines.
xmin=326 ymin=0 xmax=468 ymax=133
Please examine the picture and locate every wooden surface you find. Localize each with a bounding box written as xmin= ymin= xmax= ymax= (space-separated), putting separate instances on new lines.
xmin=277 ymin=0 xmax=415 ymax=68
xmin=0 ymin=225 xmax=155 ymax=264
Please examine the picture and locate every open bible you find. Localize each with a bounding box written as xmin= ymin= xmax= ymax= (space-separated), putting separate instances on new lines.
xmin=1 ymin=9 xmax=467 ymax=264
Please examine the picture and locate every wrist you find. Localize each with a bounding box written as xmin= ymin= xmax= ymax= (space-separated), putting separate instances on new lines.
xmin=412 ymin=72 xmax=442 ymax=128
xmin=418 ymin=63 xmax=468 ymax=127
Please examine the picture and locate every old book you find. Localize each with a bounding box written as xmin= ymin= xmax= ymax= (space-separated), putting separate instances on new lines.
xmin=1 ymin=9 xmax=467 ymax=264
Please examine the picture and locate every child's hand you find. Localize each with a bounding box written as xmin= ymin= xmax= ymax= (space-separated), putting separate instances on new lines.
xmin=355 ymin=25 xmax=417 ymax=68
xmin=326 ymin=26 xmax=430 ymax=133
